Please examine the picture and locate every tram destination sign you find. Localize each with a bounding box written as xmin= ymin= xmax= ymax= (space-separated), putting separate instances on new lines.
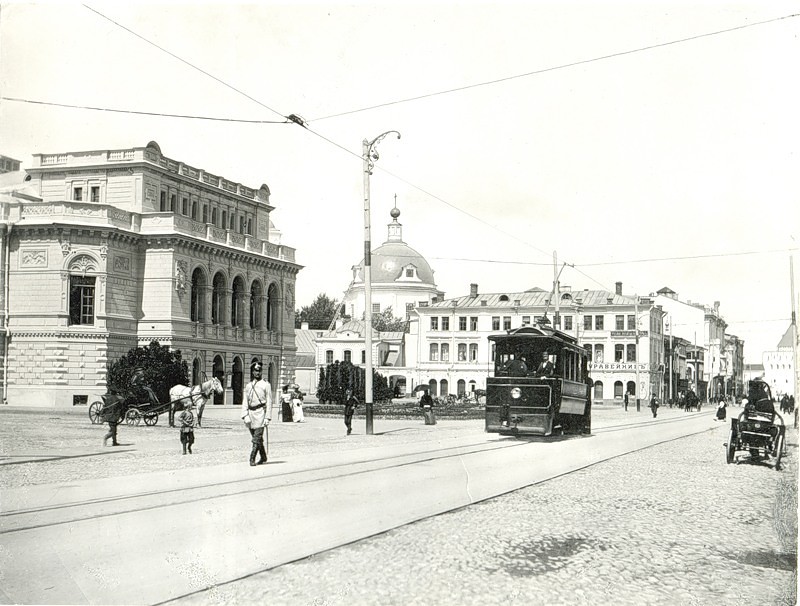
xmin=589 ymin=362 xmax=651 ymax=371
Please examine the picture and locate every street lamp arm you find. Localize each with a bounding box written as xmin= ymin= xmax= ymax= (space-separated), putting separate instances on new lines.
xmin=364 ymin=131 xmax=401 ymax=174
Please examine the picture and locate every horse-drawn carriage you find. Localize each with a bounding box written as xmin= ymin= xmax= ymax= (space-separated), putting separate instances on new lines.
xmin=725 ymin=379 xmax=787 ymax=471
xmin=88 ymin=376 xmax=223 ymax=427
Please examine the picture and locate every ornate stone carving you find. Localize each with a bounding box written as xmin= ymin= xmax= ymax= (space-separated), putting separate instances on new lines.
xmin=20 ymin=250 xmax=47 ymax=267
xmin=69 ymin=254 xmax=98 ymax=273
xmin=60 ymin=234 xmax=71 ymax=257
xmin=113 ymin=256 xmax=130 ymax=273
xmin=176 ymin=260 xmax=188 ymax=295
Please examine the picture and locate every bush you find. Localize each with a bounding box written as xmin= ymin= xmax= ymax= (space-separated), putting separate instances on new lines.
xmin=107 ymin=341 xmax=189 ymax=404
xmin=316 ymin=360 xmax=393 ymax=403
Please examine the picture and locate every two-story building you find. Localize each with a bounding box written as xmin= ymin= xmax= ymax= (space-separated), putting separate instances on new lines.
xmin=0 ymin=141 xmax=301 ymax=407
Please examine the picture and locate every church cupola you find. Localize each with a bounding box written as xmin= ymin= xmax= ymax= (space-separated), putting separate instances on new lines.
xmin=387 ymin=201 xmax=404 ymax=243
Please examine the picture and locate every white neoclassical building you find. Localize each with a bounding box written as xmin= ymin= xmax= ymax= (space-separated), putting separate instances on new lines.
xmin=0 ymin=141 xmax=301 ymax=407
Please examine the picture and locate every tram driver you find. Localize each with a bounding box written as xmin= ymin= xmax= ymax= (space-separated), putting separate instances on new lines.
xmin=535 ymin=351 xmax=555 ymax=377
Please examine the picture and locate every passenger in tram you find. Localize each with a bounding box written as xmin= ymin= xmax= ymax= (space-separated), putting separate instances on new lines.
xmin=505 ymin=355 xmax=528 ymax=377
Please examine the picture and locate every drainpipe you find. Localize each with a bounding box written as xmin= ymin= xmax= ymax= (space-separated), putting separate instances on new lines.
xmin=3 ymin=221 xmax=13 ymax=404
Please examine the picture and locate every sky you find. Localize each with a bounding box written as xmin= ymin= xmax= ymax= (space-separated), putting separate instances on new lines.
xmin=1 ymin=1 xmax=798 ymax=363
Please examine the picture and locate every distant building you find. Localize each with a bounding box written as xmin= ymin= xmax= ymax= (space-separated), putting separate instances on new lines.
xmin=0 ymin=141 xmax=301 ymax=407
xmin=762 ymin=325 xmax=796 ymax=398
xmin=0 ymin=155 xmax=21 ymax=174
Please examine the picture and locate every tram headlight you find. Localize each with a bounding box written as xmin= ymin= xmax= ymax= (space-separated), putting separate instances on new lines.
xmin=510 ymin=388 xmax=522 ymax=399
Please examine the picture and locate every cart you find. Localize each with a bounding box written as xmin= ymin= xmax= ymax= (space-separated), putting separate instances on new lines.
xmin=725 ymin=379 xmax=787 ymax=471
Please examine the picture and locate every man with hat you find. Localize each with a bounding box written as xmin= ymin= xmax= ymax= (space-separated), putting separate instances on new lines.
xmin=241 ymin=360 xmax=272 ymax=466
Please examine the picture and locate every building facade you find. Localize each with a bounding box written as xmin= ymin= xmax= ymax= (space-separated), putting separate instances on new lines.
xmin=410 ymin=282 xmax=666 ymax=405
xmin=762 ymin=325 xmax=796 ymax=399
xmin=0 ymin=141 xmax=301 ymax=407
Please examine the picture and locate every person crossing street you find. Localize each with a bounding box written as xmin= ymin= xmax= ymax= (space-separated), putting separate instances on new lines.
xmin=241 ymin=361 xmax=272 ymax=466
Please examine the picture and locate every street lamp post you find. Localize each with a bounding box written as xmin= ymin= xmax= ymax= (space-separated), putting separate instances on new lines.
xmin=362 ymin=130 xmax=400 ymax=435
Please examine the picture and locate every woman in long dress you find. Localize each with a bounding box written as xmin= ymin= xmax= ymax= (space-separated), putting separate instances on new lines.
xmin=292 ymin=385 xmax=305 ymax=423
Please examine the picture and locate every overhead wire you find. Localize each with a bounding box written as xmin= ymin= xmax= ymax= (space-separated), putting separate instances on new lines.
xmin=308 ymin=13 xmax=800 ymax=122
xmin=77 ymin=4 xmax=796 ymax=296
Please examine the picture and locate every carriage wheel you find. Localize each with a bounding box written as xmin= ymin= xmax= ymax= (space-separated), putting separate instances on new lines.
xmin=725 ymin=429 xmax=736 ymax=464
xmin=89 ymin=401 xmax=103 ymax=424
xmin=143 ymin=411 xmax=159 ymax=426
xmin=125 ymin=409 xmax=141 ymax=426
xmin=773 ymin=433 xmax=785 ymax=471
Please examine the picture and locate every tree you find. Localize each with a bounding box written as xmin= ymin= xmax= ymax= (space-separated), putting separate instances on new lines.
xmin=368 ymin=306 xmax=408 ymax=332
xmin=315 ymin=360 xmax=393 ymax=403
xmin=295 ymin=293 xmax=340 ymax=329
xmin=107 ymin=341 xmax=189 ymax=404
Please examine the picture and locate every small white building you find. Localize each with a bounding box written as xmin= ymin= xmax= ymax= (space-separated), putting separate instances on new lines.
xmin=762 ymin=326 xmax=796 ymax=398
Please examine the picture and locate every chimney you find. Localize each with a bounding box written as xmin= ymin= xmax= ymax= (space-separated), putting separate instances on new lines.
xmin=301 ymin=322 xmax=309 ymax=330
xmin=469 ymin=283 xmax=478 ymax=298
xmin=615 ymin=282 xmax=622 ymax=296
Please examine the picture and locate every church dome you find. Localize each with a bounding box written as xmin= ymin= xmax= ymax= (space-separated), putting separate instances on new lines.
xmin=351 ymin=206 xmax=436 ymax=286
xmin=354 ymin=241 xmax=436 ymax=285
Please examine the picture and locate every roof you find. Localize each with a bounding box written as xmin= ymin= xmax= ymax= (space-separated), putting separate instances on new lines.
xmin=294 ymin=353 xmax=316 ymax=368
xmin=426 ymin=288 xmax=638 ymax=309
xmin=352 ymin=241 xmax=435 ymax=285
xmin=777 ymin=325 xmax=795 ymax=349
xmin=294 ymin=329 xmax=318 ymax=355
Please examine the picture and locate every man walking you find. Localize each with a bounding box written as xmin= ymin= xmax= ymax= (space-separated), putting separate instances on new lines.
xmin=343 ymin=389 xmax=358 ymax=435
xmin=241 ymin=361 xmax=272 ymax=466
xmin=624 ymin=391 xmax=629 ymax=412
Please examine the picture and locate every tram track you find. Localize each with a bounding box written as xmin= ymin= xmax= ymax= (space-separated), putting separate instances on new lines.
xmin=0 ymin=412 xmax=710 ymax=536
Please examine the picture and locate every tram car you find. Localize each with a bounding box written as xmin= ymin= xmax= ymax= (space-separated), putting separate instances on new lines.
xmin=485 ymin=325 xmax=592 ymax=437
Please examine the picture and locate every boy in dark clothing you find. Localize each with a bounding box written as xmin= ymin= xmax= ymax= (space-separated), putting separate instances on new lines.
xmin=179 ymin=403 xmax=195 ymax=454
xmin=343 ymin=389 xmax=358 ymax=435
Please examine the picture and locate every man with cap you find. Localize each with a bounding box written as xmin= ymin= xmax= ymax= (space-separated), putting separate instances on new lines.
xmin=241 ymin=361 xmax=273 ymax=466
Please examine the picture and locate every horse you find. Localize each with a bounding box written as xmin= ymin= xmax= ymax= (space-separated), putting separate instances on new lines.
xmin=169 ymin=377 xmax=223 ymax=427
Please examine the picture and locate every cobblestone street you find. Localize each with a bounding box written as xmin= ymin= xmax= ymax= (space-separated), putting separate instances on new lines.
xmin=171 ymin=417 xmax=797 ymax=606
xmin=2 ymin=406 xmax=797 ymax=605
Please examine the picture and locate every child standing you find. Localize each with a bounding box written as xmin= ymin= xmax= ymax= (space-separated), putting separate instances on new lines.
xmin=179 ymin=402 xmax=195 ymax=454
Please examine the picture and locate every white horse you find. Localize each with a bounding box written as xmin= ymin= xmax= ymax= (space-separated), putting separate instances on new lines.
xmin=169 ymin=377 xmax=223 ymax=427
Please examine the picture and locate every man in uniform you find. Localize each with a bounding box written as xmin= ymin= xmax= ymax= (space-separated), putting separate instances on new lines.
xmin=343 ymin=389 xmax=358 ymax=435
xmin=241 ymin=361 xmax=272 ymax=466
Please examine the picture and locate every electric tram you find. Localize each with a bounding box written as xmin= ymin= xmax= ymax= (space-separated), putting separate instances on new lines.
xmin=485 ymin=325 xmax=592 ymax=437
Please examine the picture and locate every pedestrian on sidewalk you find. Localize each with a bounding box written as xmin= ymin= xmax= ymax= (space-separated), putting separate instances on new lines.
xmin=178 ymin=401 xmax=195 ymax=454
xmin=291 ymin=385 xmax=306 ymax=423
xmin=343 ymin=388 xmax=358 ymax=435
xmin=715 ymin=397 xmax=727 ymax=421
xmin=280 ymin=385 xmax=293 ymax=422
xmin=649 ymin=395 xmax=659 ymax=418
xmin=241 ymin=361 xmax=272 ymax=466
xmin=100 ymin=396 xmax=125 ymax=447
xmin=420 ymin=391 xmax=436 ymax=425
xmin=624 ymin=391 xmax=629 ymax=412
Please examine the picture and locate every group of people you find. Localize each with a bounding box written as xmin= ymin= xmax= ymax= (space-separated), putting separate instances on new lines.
xmin=504 ymin=350 xmax=556 ymax=378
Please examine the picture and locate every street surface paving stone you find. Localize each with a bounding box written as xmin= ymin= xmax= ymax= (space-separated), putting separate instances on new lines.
xmin=168 ymin=413 xmax=797 ymax=606
xmin=1 ymin=406 xmax=797 ymax=606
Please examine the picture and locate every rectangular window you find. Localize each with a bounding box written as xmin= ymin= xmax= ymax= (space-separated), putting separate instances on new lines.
xmin=469 ymin=343 xmax=478 ymax=361
xmin=564 ymin=316 xmax=573 ymax=330
xmin=616 ymin=315 xmax=624 ymax=330
xmin=326 ymin=350 xmax=334 ymax=364
xmin=584 ymin=315 xmax=592 ymax=330
xmin=522 ymin=316 xmax=530 ymax=326
xmin=372 ymin=303 xmax=380 ymax=313
xmin=170 ymin=194 xmax=177 ymax=211
xmin=405 ymin=302 xmax=414 ymax=318
xmin=503 ymin=316 xmax=511 ymax=330
xmin=430 ymin=343 xmax=439 ymax=361
xmin=73 ymin=186 xmax=83 ymax=201
xmin=405 ymin=269 xmax=414 ymax=277
xmin=344 ymin=350 xmax=352 ymax=363
xmin=458 ymin=317 xmax=467 ymax=331
xmin=615 ymin=344 xmax=624 ymax=362
xmin=458 ymin=343 xmax=467 ymax=361
xmin=595 ymin=315 xmax=604 ymax=330
xmin=627 ymin=315 xmax=635 ymax=330
xmin=492 ymin=316 xmax=500 ymax=330
xmin=430 ymin=317 xmax=439 ymax=331
xmin=441 ymin=343 xmax=449 ymax=362
xmin=470 ymin=317 xmax=478 ymax=331
xmin=90 ymin=186 xmax=100 ymax=203
xmin=594 ymin=344 xmax=604 ymax=363
xmin=627 ymin=344 xmax=636 ymax=362
xmin=160 ymin=191 xmax=167 ymax=211
xmin=202 ymin=205 xmax=208 ymax=223
xmin=182 ymin=197 xmax=188 ymax=215
xmin=69 ymin=276 xmax=95 ymax=325
xmin=361 ymin=350 xmax=366 ymax=364
xmin=441 ymin=317 xmax=449 ymax=331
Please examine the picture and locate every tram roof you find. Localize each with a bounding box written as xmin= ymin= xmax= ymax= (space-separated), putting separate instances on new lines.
xmin=488 ymin=325 xmax=582 ymax=348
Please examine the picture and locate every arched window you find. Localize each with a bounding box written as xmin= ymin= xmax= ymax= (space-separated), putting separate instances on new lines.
xmin=211 ymin=272 xmax=226 ymax=325
xmin=428 ymin=379 xmax=438 ymax=396
xmin=614 ymin=380 xmax=624 ymax=399
xmin=593 ymin=381 xmax=604 ymax=401
xmin=594 ymin=344 xmax=604 ymax=363
xmin=266 ymin=283 xmax=279 ymax=330
xmin=213 ymin=355 xmax=225 ymax=406
xmin=469 ymin=343 xmax=478 ymax=362
xmin=429 ymin=343 xmax=439 ymax=361
xmin=457 ymin=343 xmax=467 ymax=361
xmin=626 ymin=381 xmax=636 ymax=396
xmin=457 ymin=379 xmax=466 ymax=395
xmin=190 ymin=268 xmax=206 ymax=322
xmin=440 ymin=379 xmax=449 ymax=396
xmin=231 ymin=276 xmax=245 ymax=327
xmin=249 ymin=280 xmax=263 ymax=329
xmin=441 ymin=343 xmax=449 ymax=362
